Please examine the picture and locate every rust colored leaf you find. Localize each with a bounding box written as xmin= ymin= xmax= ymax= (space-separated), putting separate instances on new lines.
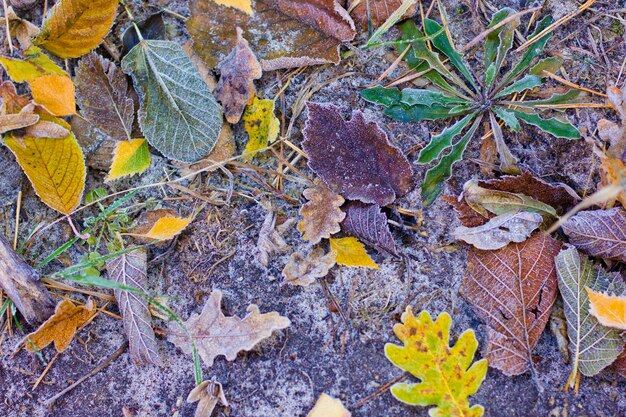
xmin=302 ymin=102 xmax=414 ymax=206
xmin=599 ymin=156 xmax=626 ymax=208
xmin=610 ymin=350 xmax=626 ymax=379
xmin=341 ymin=201 xmax=398 ymax=257
xmin=348 ymin=0 xmax=417 ymax=27
xmin=442 ymin=195 xmax=490 ymax=228
xmin=215 ymin=27 xmax=262 ymax=124
xmin=187 ymin=0 xmax=356 ymax=70
xmin=298 ymin=180 xmax=345 ymax=245
xmin=562 ymin=208 xmax=626 ymax=263
xmin=461 ymin=234 xmax=562 ymax=375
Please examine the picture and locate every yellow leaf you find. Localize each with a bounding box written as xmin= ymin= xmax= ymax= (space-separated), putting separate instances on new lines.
xmin=211 ymin=0 xmax=253 ymax=15
xmin=106 ymin=139 xmax=151 ymax=181
xmin=0 ymin=46 xmax=75 ymax=116
xmin=329 ymin=237 xmax=379 ymax=269
xmin=35 ymin=0 xmax=118 ymax=58
xmin=23 ymin=299 xmax=96 ymax=352
xmin=586 ymin=287 xmax=626 ymax=330
xmin=5 ymin=116 xmax=85 ymax=214
xmin=307 ymin=394 xmax=351 ymax=417
xmin=242 ymin=96 xmax=279 ymax=160
xmin=136 ymin=216 xmax=192 ymax=241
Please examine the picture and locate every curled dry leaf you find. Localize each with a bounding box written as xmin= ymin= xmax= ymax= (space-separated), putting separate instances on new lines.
xmin=453 ymin=211 xmax=543 ymax=250
xmin=597 ymin=86 xmax=626 ymax=206
xmin=348 ymin=0 xmax=417 ymax=27
xmin=167 ymin=289 xmax=290 ymax=366
xmin=215 ymin=27 xmax=262 ymax=124
xmin=22 ymin=120 xmax=70 ymax=138
xmin=0 ymin=113 xmax=39 ymax=134
xmin=442 ymin=194 xmax=491 ymax=228
xmin=106 ymin=248 xmax=161 ymax=366
xmin=23 ymin=299 xmax=96 ymax=352
xmin=282 ymin=247 xmax=336 ymax=286
xmin=187 ymin=380 xmax=229 ymax=417
xmin=303 ymin=102 xmax=414 ymax=206
xmin=298 ymin=180 xmax=345 ymax=245
xmin=562 ymin=208 xmax=626 ymax=263
xmin=329 ymin=237 xmax=379 ymax=269
xmin=257 ymin=207 xmax=294 ymax=267
xmin=5 ymin=6 xmax=39 ymax=50
xmin=307 ymin=394 xmax=351 ymax=417
xmin=586 ymin=288 xmax=626 ymax=331
xmin=341 ymin=202 xmax=398 ymax=256
xmin=188 ymin=0 xmax=356 ymax=70
xmin=461 ymin=234 xmax=562 ymax=376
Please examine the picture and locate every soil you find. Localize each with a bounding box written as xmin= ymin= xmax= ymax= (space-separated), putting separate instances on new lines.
xmin=0 ymin=1 xmax=625 ymax=417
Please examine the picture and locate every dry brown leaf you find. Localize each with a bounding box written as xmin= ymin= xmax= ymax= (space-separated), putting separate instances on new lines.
xmin=452 ymin=211 xmax=543 ymax=250
xmin=0 ymin=112 xmax=39 ymax=134
xmin=348 ymin=0 xmax=417 ymax=27
xmin=599 ymin=156 xmax=626 ymax=207
xmin=215 ymin=27 xmax=262 ymax=124
xmin=298 ymin=180 xmax=345 ymax=245
xmin=341 ymin=202 xmax=398 ymax=256
xmin=167 ymin=290 xmax=290 ymax=366
xmin=282 ymin=248 xmax=336 ymax=286
xmin=187 ymin=380 xmax=229 ymax=417
xmin=182 ymin=40 xmax=218 ymax=91
xmin=461 ymin=234 xmax=562 ymax=375
xmin=23 ymin=299 xmax=96 ymax=352
xmin=4 ymin=6 xmax=39 ymax=50
xmin=257 ymin=207 xmax=295 ymax=267
xmin=562 ymin=208 xmax=626 ymax=263
xmin=442 ymin=195 xmax=490 ymax=228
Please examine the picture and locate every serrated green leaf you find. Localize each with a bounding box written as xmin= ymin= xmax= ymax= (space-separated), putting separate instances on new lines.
xmin=555 ymin=248 xmax=625 ymax=386
xmin=384 ymin=103 xmax=465 ymax=123
xmin=495 ymin=74 xmax=543 ymax=99
xmin=492 ymin=106 xmax=520 ymax=132
xmin=361 ymin=86 xmax=402 ymax=107
xmin=418 ymin=112 xmax=477 ymax=163
xmin=483 ymin=8 xmax=518 ymax=90
xmin=385 ymin=308 xmax=487 ymax=417
xmin=512 ymin=90 xmax=582 ymax=107
xmin=422 ymin=115 xmax=482 ymax=206
xmin=529 ymin=57 xmax=563 ymax=77
xmin=400 ymin=89 xmax=466 ymax=107
xmin=121 ymin=40 xmax=223 ymax=163
xmin=510 ymin=110 xmax=580 ymax=139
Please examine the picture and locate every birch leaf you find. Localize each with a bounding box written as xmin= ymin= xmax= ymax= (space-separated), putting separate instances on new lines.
xmin=555 ymin=248 xmax=624 ymax=386
xmin=106 ymin=139 xmax=151 ymax=182
xmin=453 ymin=211 xmax=542 ymax=250
xmin=35 ymin=0 xmax=118 ymax=58
xmin=4 ymin=116 xmax=85 ymax=214
xmin=329 ymin=237 xmax=379 ymax=269
xmin=167 ymin=289 xmax=290 ymax=366
xmin=385 ymin=308 xmax=487 ymax=417
xmin=106 ymin=248 xmax=161 ymax=366
xmin=586 ymin=288 xmax=626 ymax=331
xmin=121 ymin=40 xmax=223 ymax=163
xmin=298 ymin=180 xmax=345 ymax=245
xmin=242 ymin=96 xmax=279 ymax=160
xmin=562 ymin=208 xmax=626 ymax=263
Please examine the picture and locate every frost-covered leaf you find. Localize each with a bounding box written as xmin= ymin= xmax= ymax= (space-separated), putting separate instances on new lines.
xmin=555 ymin=248 xmax=624 ymax=386
xmin=187 ymin=380 xmax=229 ymax=417
xmin=442 ymin=195 xmax=490 ymax=228
xmin=282 ymin=248 xmax=336 ymax=286
xmin=329 ymin=237 xmax=379 ymax=269
xmin=348 ymin=0 xmax=417 ymax=27
xmin=35 ymin=0 xmax=118 ymax=58
xmin=453 ymin=211 xmax=542 ymax=250
xmin=175 ymin=122 xmax=235 ymax=176
xmin=5 ymin=6 xmax=39 ymax=50
xmin=75 ymin=52 xmax=134 ymax=141
xmin=586 ymin=288 xmax=626 ymax=331
xmin=242 ymin=96 xmax=279 ymax=160
xmin=131 ymin=215 xmax=191 ymax=241
xmin=385 ymin=308 xmax=487 ymax=416
xmin=106 ymin=248 xmax=160 ymax=366
xmin=461 ymin=234 xmax=562 ymax=375
xmin=341 ymin=202 xmax=398 ymax=256
xmin=0 ymin=112 xmax=39 ymax=134
xmin=303 ymin=102 xmax=414 ymax=206
xmin=23 ymin=299 xmax=96 ymax=352
xmin=167 ymin=289 xmax=290 ymax=366
xmin=257 ymin=207 xmax=294 ymax=267
xmin=562 ymin=208 xmax=626 ymax=263
xmin=215 ymin=27 xmax=262 ymax=124
xmin=298 ymin=180 xmax=345 ymax=245
xmin=307 ymin=394 xmax=351 ymax=417
xmin=188 ymin=0 xmax=356 ymax=70
xmin=121 ymin=40 xmax=223 ymax=163
xmin=106 ymin=139 xmax=151 ymax=181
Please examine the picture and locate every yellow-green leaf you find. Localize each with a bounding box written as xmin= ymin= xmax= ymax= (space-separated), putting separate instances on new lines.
xmin=4 ymin=116 xmax=85 ymax=214
xmin=136 ymin=216 xmax=192 ymax=241
xmin=35 ymin=0 xmax=118 ymax=58
xmin=0 ymin=46 xmax=75 ymax=116
xmin=329 ymin=237 xmax=379 ymax=269
xmin=385 ymin=308 xmax=488 ymax=417
xmin=106 ymin=139 xmax=151 ymax=181
xmin=242 ymin=96 xmax=279 ymax=160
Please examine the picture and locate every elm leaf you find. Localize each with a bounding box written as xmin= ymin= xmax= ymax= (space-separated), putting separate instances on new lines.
xmin=562 ymin=208 xmax=626 ymax=262
xmin=341 ymin=202 xmax=398 ymax=257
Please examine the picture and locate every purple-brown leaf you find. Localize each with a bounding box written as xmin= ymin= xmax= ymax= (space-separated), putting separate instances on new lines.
xmin=341 ymin=201 xmax=398 ymax=257
xmin=562 ymin=208 xmax=626 ymax=263
xmin=302 ymin=102 xmax=414 ymax=206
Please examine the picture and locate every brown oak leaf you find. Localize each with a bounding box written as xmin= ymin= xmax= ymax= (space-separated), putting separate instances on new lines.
xmin=167 ymin=290 xmax=290 ymax=366
xmin=461 ymin=234 xmax=562 ymax=375
xmin=298 ymin=180 xmax=346 ymax=244
xmin=302 ymin=102 xmax=414 ymax=206
xmin=562 ymin=208 xmax=626 ymax=263
xmin=187 ymin=0 xmax=356 ymax=70
xmin=348 ymin=0 xmax=417 ymax=27
xmin=341 ymin=201 xmax=398 ymax=256
xmin=215 ymin=27 xmax=262 ymax=124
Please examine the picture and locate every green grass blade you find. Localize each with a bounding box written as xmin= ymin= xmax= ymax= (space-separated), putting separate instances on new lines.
xmin=418 ymin=112 xmax=477 ymax=163
xmin=511 ymin=110 xmax=580 ymax=139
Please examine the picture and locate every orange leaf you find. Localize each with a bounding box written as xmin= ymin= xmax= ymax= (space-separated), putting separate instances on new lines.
xmin=586 ymin=288 xmax=626 ymax=331
xmin=29 ymin=74 xmax=76 ymax=116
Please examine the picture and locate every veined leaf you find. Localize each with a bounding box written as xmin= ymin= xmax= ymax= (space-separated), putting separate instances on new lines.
xmin=121 ymin=40 xmax=223 ymax=163
xmin=5 ymin=116 xmax=85 ymax=214
xmin=106 ymin=139 xmax=151 ymax=182
xmin=341 ymin=202 xmax=398 ymax=257
xmin=385 ymin=308 xmax=487 ymax=416
xmin=329 ymin=237 xmax=379 ymax=269
xmin=422 ymin=115 xmax=482 ymax=206
xmin=495 ymin=74 xmax=543 ymax=99
xmin=242 ymin=96 xmax=279 ymax=160
xmin=453 ymin=211 xmax=542 ymax=250
xmin=586 ymin=288 xmax=626 ymax=331
xmin=361 ymin=86 xmax=402 ymax=107
xmin=35 ymin=0 xmax=118 ymax=58
xmin=510 ymin=110 xmax=580 ymax=139
xmin=555 ymin=248 xmax=624 ymax=386
xmin=562 ymin=208 xmax=626 ymax=262
xmin=418 ymin=112 xmax=477 ymax=163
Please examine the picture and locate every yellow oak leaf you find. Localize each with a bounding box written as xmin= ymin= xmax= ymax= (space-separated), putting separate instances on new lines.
xmin=106 ymin=139 xmax=151 ymax=181
xmin=586 ymin=288 xmax=626 ymax=330
xmin=212 ymin=0 xmax=253 ymax=15
xmin=133 ymin=215 xmax=192 ymax=241
xmin=23 ymin=299 xmax=96 ymax=352
xmin=242 ymin=96 xmax=279 ymax=160
xmin=385 ymin=308 xmax=488 ymax=417
xmin=4 ymin=115 xmax=85 ymax=214
xmin=35 ymin=0 xmax=119 ymax=58
xmin=307 ymin=394 xmax=351 ymax=417
xmin=329 ymin=237 xmax=379 ymax=269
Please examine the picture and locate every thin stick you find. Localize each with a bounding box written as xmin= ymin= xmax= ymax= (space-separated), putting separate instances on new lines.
xmin=13 ymin=191 xmax=21 ymax=250
xmin=33 ymin=351 xmax=60 ymax=391
xmin=541 ymin=70 xmax=607 ymax=97
xmin=2 ymin=0 xmax=13 ymax=54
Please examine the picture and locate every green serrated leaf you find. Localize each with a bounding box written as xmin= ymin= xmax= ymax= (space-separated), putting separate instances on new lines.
xmin=361 ymin=86 xmax=402 ymax=107
xmin=510 ymin=110 xmax=580 ymax=139
xmin=418 ymin=112 xmax=477 ymax=163
xmin=121 ymin=40 xmax=223 ymax=163
xmin=384 ymin=103 xmax=467 ymax=123
xmin=512 ymin=90 xmax=582 ymax=107
xmin=529 ymin=57 xmax=563 ymax=77
xmin=492 ymin=106 xmax=520 ymax=132
xmin=400 ymin=89 xmax=466 ymax=107
xmin=555 ymin=248 xmax=625 ymax=386
xmin=495 ymin=74 xmax=543 ymax=99
xmin=483 ymin=8 xmax=518 ymax=90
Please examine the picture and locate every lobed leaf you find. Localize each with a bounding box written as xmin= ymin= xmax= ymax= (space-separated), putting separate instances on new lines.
xmin=297 ymin=180 xmax=345 ymax=245
xmin=562 ymin=208 xmax=626 ymax=262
